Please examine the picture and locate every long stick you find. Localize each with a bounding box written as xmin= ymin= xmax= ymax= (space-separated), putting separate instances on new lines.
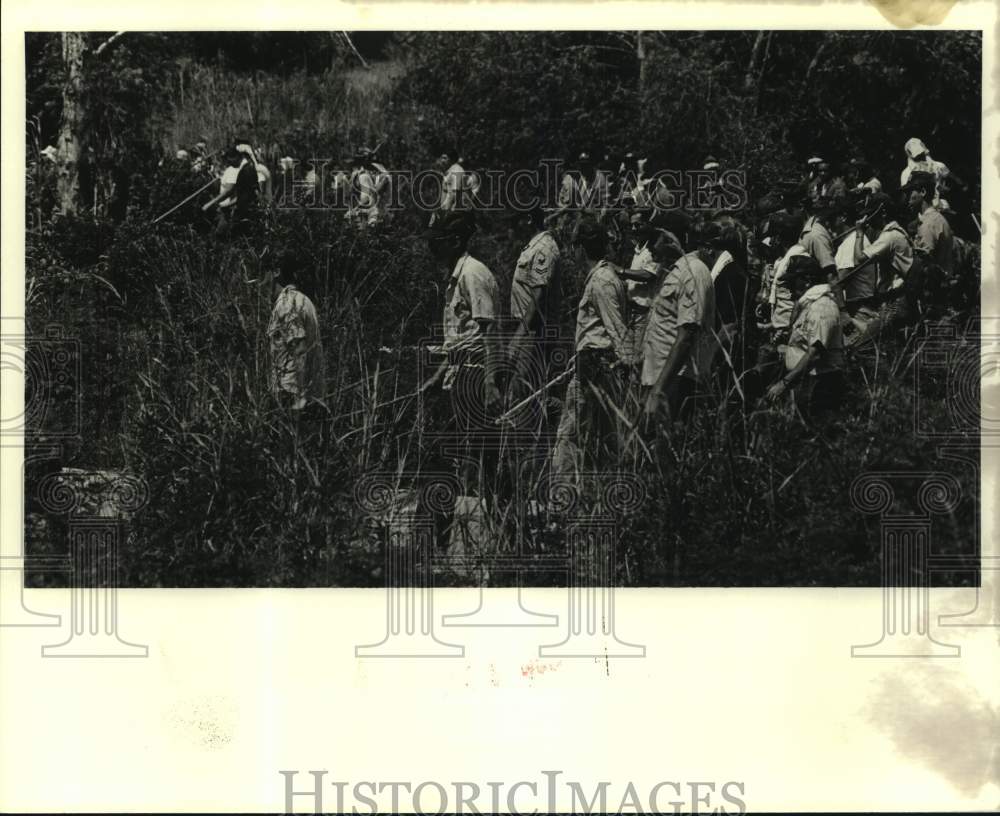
xmin=151 ymin=176 xmax=217 ymax=225
xmin=494 ymin=357 xmax=576 ymax=426
xmin=831 ymin=200 xmax=885 ymax=244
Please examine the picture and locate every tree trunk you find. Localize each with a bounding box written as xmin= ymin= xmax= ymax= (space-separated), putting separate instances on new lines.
xmin=743 ymin=31 xmax=766 ymax=92
xmin=637 ymin=30 xmax=647 ymax=101
xmin=637 ymin=31 xmax=650 ymax=141
xmin=57 ymin=32 xmax=86 ymax=215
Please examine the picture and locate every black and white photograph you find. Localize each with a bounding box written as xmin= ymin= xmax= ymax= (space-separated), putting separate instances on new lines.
xmin=19 ymin=28 xmax=984 ymax=589
xmin=3 ymin=4 xmax=999 ymax=815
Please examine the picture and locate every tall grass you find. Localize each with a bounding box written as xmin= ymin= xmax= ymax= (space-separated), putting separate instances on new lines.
xmin=165 ymin=60 xmax=419 ymax=165
xmin=23 ymin=57 xmax=980 ymax=587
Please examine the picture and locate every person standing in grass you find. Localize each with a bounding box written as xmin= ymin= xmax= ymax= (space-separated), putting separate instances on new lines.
xmin=641 ymin=222 xmax=717 ymax=427
xmin=766 ymin=254 xmax=845 ymax=419
xmin=845 ymin=193 xmax=918 ymax=347
xmin=431 ymin=147 xmax=472 ymax=224
xmin=905 ymin=170 xmax=954 ymax=276
xmin=551 ymin=218 xmax=630 ymax=478
xmin=423 ymin=209 xmax=502 ymax=568
xmin=507 ymin=196 xmax=561 ymax=401
xmin=202 ymin=147 xmax=259 ymax=239
xmin=267 ymin=252 xmax=326 ymax=413
xmin=798 ymin=196 xmax=839 ymax=287
xmin=346 ymin=146 xmax=389 ymax=229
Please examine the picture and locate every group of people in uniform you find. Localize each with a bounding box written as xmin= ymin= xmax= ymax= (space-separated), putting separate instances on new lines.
xmin=189 ymin=134 xmax=977 ymax=492
xmin=174 ymin=138 xmax=393 ymax=235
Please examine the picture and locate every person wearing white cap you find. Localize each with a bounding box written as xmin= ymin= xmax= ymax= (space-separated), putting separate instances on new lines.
xmin=900 ymin=138 xmax=949 ymax=206
xmin=805 ymin=156 xmax=824 ymax=204
xmin=235 ymin=140 xmax=272 ymax=202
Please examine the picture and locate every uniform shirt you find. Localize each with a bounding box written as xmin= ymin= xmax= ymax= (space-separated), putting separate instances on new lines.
xmin=443 ymin=253 xmax=499 ymax=355
xmin=798 ymin=217 xmax=836 ymax=270
xmin=510 ymin=230 xmax=559 ymax=324
xmin=835 ymin=229 xmax=875 ymax=301
xmin=709 ymin=250 xmax=747 ymax=328
xmin=864 ymin=221 xmax=913 ymax=290
xmin=915 ymin=206 xmax=954 ymax=275
xmin=641 ymin=252 xmax=716 ymax=387
xmin=219 ymin=165 xmax=240 ymax=190
xmin=785 ymin=284 xmax=845 ymax=376
xmin=442 ymin=162 xmax=470 ymax=211
xmin=575 ymin=259 xmax=628 ymax=360
xmin=900 ymin=158 xmax=949 ymax=208
xmin=268 ymin=285 xmax=326 ymax=403
xmin=770 ymin=244 xmax=809 ymax=330
xmin=349 ymin=167 xmax=382 ymax=225
xmin=627 ymin=244 xmax=660 ymax=310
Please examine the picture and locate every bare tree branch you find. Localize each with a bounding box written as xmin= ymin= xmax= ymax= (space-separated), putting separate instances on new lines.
xmin=341 ymin=31 xmax=369 ymax=69
xmin=92 ymin=31 xmax=126 ymax=58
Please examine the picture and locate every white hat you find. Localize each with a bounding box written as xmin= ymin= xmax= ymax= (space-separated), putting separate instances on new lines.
xmin=806 ymin=156 xmax=823 ymax=166
xmin=904 ymin=137 xmax=929 ymax=159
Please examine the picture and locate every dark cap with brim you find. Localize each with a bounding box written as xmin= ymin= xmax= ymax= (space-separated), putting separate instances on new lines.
xmin=902 ymin=170 xmax=936 ymax=194
xmin=782 ymin=254 xmax=825 ymax=285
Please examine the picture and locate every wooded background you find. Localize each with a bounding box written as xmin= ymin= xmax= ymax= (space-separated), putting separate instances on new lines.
xmin=23 ymin=31 xmax=982 ymax=588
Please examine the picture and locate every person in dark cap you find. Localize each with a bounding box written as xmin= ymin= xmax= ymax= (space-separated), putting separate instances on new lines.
xmin=798 ymin=195 xmax=841 ymax=306
xmin=858 ymin=192 xmax=914 ymax=297
xmin=844 ymin=193 xmax=916 ymax=347
xmin=641 ymin=221 xmax=717 ymax=426
xmin=422 ymin=209 xmax=502 ymax=565
xmin=551 ymin=218 xmax=629 ymax=478
xmin=833 ymin=197 xmax=874 ymax=315
xmin=905 ymin=170 xmax=954 ymax=276
xmin=422 ymin=209 xmax=501 ymax=413
xmin=507 ymin=192 xmax=562 ymax=399
xmin=766 ymin=253 xmax=845 ymax=418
